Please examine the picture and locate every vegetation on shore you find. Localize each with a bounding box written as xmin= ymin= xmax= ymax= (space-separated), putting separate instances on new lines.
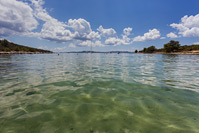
xmin=136 ymin=40 xmax=199 ymax=54
xmin=0 ymin=39 xmax=52 ymax=53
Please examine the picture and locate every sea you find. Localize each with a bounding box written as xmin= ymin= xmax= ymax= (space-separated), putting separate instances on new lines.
xmin=0 ymin=53 xmax=199 ymax=133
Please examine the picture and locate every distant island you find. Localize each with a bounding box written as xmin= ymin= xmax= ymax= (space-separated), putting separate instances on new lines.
xmin=0 ymin=39 xmax=52 ymax=54
xmin=136 ymin=40 xmax=199 ymax=55
xmin=64 ymin=51 xmax=133 ymax=54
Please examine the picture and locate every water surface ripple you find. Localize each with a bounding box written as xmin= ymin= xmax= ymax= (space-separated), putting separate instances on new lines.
xmin=0 ymin=53 xmax=199 ymax=133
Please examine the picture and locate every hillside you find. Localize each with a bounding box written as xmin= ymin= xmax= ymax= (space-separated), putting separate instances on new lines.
xmin=0 ymin=39 xmax=52 ymax=54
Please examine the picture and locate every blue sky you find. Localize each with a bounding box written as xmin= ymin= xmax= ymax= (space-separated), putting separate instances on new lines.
xmin=1 ymin=0 xmax=199 ymax=52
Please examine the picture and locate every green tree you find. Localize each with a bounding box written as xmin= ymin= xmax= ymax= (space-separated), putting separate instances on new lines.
xmin=135 ymin=50 xmax=138 ymax=53
xmin=4 ymin=47 xmax=11 ymax=52
xmin=147 ymin=46 xmax=156 ymax=53
xmin=30 ymin=48 xmax=36 ymax=52
xmin=142 ymin=46 xmax=156 ymax=53
xmin=143 ymin=48 xmax=147 ymax=53
xmin=164 ymin=40 xmax=180 ymax=53
xmin=14 ymin=47 xmax=20 ymax=51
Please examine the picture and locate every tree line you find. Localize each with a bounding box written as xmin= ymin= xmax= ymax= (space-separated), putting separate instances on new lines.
xmin=135 ymin=40 xmax=199 ymax=53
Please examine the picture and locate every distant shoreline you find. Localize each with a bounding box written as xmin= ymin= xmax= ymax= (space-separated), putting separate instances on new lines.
xmin=159 ymin=52 xmax=199 ymax=55
xmin=61 ymin=50 xmax=199 ymax=55
xmin=1 ymin=51 xmax=199 ymax=55
xmin=139 ymin=50 xmax=199 ymax=55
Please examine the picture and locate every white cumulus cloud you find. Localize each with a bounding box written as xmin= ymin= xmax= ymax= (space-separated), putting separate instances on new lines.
xmin=0 ymin=0 xmax=38 ymax=37
xmin=97 ymin=25 xmax=117 ymax=38
xmin=70 ymin=26 xmax=133 ymax=47
xmin=70 ymin=40 xmax=104 ymax=47
xmin=133 ymin=29 xmax=161 ymax=42
xmin=103 ymin=27 xmax=133 ymax=46
xmin=167 ymin=32 xmax=178 ymax=38
xmin=170 ymin=14 xmax=199 ymax=37
xmin=68 ymin=18 xmax=100 ymax=40
xmin=0 ymin=0 xmax=163 ymax=48
xmin=30 ymin=0 xmax=99 ymax=42
xmin=123 ymin=27 xmax=132 ymax=36
xmin=105 ymin=37 xmax=125 ymax=46
xmin=104 ymin=37 xmax=132 ymax=46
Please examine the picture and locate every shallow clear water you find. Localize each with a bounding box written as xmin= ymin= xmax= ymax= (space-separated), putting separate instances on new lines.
xmin=0 ymin=53 xmax=199 ymax=133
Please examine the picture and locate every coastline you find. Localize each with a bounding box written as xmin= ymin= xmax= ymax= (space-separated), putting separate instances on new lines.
xmin=0 ymin=51 xmax=53 ymax=54
xmin=1 ymin=51 xmax=199 ymax=55
xmin=139 ymin=50 xmax=199 ymax=55
xmin=155 ymin=50 xmax=199 ymax=55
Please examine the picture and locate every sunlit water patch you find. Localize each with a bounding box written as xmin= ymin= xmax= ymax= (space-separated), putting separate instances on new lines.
xmin=0 ymin=53 xmax=199 ymax=133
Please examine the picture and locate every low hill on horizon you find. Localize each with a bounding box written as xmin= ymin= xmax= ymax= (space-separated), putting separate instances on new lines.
xmin=0 ymin=39 xmax=52 ymax=54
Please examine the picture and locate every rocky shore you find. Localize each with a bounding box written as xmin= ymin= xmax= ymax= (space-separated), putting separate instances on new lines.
xmin=155 ymin=50 xmax=199 ymax=55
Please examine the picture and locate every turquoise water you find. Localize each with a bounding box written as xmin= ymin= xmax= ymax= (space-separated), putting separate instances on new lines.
xmin=0 ymin=53 xmax=199 ymax=133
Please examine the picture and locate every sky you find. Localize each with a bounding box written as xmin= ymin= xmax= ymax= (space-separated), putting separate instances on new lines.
xmin=0 ymin=0 xmax=199 ymax=52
